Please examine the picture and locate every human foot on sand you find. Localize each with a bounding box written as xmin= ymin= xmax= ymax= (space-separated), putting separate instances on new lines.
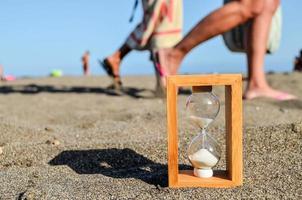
xmin=154 ymin=48 xmax=184 ymax=82
xmin=100 ymin=56 xmax=122 ymax=89
xmin=157 ymin=48 xmax=184 ymax=76
xmin=151 ymin=49 xmax=185 ymax=97
xmin=244 ymin=87 xmax=297 ymax=101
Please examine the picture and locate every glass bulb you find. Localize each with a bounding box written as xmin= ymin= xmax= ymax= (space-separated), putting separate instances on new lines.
xmin=187 ymin=130 xmax=221 ymax=178
xmin=186 ymin=92 xmax=220 ymax=129
xmin=186 ymin=91 xmax=221 ymax=178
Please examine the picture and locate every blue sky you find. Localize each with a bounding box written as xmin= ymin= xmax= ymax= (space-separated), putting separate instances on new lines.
xmin=0 ymin=0 xmax=301 ymax=77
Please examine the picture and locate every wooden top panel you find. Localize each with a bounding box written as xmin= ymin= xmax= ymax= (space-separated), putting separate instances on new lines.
xmin=167 ymin=74 xmax=242 ymax=87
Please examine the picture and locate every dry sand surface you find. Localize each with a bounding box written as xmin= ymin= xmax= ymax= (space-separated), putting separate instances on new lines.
xmin=0 ymin=73 xmax=302 ymax=199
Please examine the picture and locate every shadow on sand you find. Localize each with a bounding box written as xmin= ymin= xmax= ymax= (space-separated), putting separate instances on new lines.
xmin=49 ymin=148 xmax=191 ymax=187
xmin=0 ymin=84 xmax=153 ymax=99
xmin=0 ymin=84 xmax=191 ymax=99
xmin=273 ymin=99 xmax=302 ymax=110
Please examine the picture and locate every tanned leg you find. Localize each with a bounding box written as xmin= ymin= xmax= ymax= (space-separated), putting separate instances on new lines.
xmin=105 ymin=44 xmax=132 ymax=81
xmin=244 ymin=0 xmax=296 ymax=100
xmin=159 ymin=0 xmax=264 ymax=75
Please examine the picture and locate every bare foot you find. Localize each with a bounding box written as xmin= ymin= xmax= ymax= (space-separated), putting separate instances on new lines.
xmin=157 ymin=48 xmax=184 ymax=76
xmin=244 ymin=87 xmax=297 ymax=101
xmin=84 ymin=70 xmax=90 ymax=76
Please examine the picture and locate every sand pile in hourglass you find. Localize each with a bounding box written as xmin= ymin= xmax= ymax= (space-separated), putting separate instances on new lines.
xmin=189 ymin=148 xmax=219 ymax=169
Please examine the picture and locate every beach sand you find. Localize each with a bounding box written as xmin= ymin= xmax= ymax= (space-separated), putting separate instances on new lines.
xmin=0 ymin=73 xmax=301 ymax=199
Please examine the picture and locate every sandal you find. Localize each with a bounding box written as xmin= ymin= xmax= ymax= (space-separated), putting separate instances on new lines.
xmin=99 ymin=59 xmax=122 ymax=90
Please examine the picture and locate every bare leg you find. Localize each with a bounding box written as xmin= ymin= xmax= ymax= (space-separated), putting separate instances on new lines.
xmin=244 ymin=0 xmax=296 ymax=100
xmin=83 ymin=64 xmax=89 ymax=76
xmin=160 ymin=0 xmax=264 ymax=75
xmin=105 ymin=44 xmax=132 ymax=79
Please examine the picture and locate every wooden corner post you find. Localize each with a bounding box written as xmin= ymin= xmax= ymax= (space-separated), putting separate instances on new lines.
xmin=167 ymin=74 xmax=243 ymax=188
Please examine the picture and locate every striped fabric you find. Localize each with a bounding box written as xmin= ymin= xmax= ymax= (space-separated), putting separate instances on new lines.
xmin=126 ymin=0 xmax=183 ymax=50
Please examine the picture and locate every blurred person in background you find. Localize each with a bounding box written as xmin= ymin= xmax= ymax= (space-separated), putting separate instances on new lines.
xmin=100 ymin=0 xmax=182 ymax=96
xmin=82 ymin=51 xmax=90 ymax=76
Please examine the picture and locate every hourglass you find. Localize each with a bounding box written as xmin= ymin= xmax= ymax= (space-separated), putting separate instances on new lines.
xmin=166 ymin=74 xmax=243 ymax=188
xmin=186 ymin=88 xmax=221 ymax=178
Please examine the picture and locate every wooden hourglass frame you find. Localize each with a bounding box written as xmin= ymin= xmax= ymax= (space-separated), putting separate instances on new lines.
xmin=166 ymin=74 xmax=243 ymax=188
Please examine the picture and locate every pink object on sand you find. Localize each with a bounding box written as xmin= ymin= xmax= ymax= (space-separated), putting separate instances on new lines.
xmin=274 ymin=92 xmax=297 ymax=101
xmin=4 ymin=75 xmax=16 ymax=81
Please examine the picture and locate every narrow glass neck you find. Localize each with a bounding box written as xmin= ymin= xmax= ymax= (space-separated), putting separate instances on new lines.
xmin=200 ymin=129 xmax=206 ymax=148
xmin=200 ymin=128 xmax=206 ymax=134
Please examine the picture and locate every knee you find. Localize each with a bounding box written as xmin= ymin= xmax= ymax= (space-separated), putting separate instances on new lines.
xmin=238 ymin=0 xmax=264 ymax=19
xmin=238 ymin=0 xmax=279 ymax=19
xmin=263 ymin=0 xmax=280 ymax=15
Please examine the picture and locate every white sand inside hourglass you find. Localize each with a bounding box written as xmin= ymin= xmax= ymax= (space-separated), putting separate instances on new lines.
xmin=189 ymin=148 xmax=219 ymax=168
xmin=189 ymin=116 xmax=213 ymax=129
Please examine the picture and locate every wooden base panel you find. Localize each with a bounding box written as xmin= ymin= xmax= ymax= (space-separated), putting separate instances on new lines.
xmin=169 ymin=170 xmax=240 ymax=188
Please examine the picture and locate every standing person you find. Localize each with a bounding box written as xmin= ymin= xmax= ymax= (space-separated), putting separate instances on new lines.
xmin=159 ymin=0 xmax=296 ymax=101
xmin=293 ymin=49 xmax=302 ymax=72
xmin=82 ymin=51 xmax=90 ymax=76
xmin=100 ymin=0 xmax=183 ymax=93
